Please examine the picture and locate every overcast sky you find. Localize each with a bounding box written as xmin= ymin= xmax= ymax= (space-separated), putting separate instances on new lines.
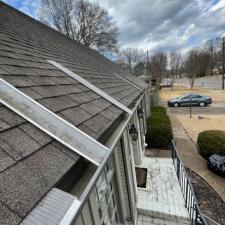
xmin=2 ymin=0 xmax=225 ymax=55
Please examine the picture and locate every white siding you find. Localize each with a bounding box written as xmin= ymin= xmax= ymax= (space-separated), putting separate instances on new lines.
xmin=114 ymin=141 xmax=132 ymax=222
xmin=74 ymin=216 xmax=84 ymax=225
xmin=81 ymin=202 xmax=94 ymax=225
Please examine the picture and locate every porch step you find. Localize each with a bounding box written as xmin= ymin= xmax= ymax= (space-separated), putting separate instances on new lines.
xmin=137 ymin=207 xmax=191 ymax=225
xmin=137 ymin=214 xmax=191 ymax=225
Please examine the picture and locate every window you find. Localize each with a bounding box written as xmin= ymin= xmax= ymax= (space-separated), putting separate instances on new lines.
xmin=182 ymin=96 xmax=190 ymax=100
xmin=192 ymin=95 xmax=201 ymax=98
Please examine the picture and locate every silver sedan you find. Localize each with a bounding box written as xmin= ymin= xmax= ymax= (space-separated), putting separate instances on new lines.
xmin=168 ymin=94 xmax=212 ymax=107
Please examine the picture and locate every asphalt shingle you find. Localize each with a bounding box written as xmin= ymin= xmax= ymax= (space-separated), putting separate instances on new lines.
xmin=0 ymin=143 xmax=77 ymax=218
xmin=38 ymin=95 xmax=78 ymax=112
xmin=0 ymin=127 xmax=41 ymax=160
xmin=0 ymin=202 xmax=21 ymax=225
xmin=0 ymin=106 xmax=25 ymax=126
xmin=0 ymin=148 xmax=15 ymax=172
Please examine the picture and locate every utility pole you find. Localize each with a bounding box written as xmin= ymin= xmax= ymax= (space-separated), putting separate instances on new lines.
xmin=222 ymin=37 xmax=225 ymax=89
xmin=146 ymin=50 xmax=149 ymax=64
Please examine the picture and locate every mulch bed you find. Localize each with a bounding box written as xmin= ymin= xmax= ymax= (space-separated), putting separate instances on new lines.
xmin=186 ymin=168 xmax=225 ymax=225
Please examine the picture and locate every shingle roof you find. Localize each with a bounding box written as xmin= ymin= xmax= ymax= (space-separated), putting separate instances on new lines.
xmin=0 ymin=2 xmax=147 ymax=225
xmin=0 ymin=105 xmax=79 ymax=222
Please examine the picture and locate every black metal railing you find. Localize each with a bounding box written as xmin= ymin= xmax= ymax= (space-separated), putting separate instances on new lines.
xmin=171 ymin=140 xmax=208 ymax=225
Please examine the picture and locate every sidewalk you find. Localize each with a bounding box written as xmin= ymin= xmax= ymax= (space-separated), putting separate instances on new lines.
xmin=170 ymin=115 xmax=225 ymax=202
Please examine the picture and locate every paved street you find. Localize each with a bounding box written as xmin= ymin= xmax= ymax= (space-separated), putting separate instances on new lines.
xmin=161 ymin=100 xmax=225 ymax=115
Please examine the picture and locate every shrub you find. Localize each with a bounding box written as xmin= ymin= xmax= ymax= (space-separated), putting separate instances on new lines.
xmin=151 ymin=106 xmax=167 ymax=114
xmin=146 ymin=106 xmax=173 ymax=149
xmin=197 ymin=130 xmax=225 ymax=158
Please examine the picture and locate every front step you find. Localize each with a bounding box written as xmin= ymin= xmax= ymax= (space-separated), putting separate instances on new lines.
xmin=137 ymin=214 xmax=192 ymax=225
xmin=137 ymin=207 xmax=191 ymax=225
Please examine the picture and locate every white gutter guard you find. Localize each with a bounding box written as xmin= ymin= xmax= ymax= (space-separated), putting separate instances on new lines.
xmin=47 ymin=60 xmax=132 ymax=114
xmin=0 ymin=79 xmax=108 ymax=166
xmin=21 ymin=188 xmax=81 ymax=225
xmin=113 ymin=73 xmax=143 ymax=91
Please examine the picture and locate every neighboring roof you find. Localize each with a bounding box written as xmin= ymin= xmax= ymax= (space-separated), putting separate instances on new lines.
xmin=138 ymin=75 xmax=150 ymax=82
xmin=0 ymin=2 xmax=147 ymax=225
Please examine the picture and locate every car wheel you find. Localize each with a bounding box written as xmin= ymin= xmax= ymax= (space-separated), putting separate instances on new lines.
xmin=173 ymin=102 xmax=179 ymax=107
xmin=199 ymin=102 xmax=206 ymax=107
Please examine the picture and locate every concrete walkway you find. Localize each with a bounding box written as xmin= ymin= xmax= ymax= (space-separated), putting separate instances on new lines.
xmin=170 ymin=115 xmax=225 ymax=202
xmin=137 ymin=157 xmax=191 ymax=225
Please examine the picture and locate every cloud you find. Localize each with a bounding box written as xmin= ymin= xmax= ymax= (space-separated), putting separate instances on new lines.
xmin=91 ymin=0 xmax=225 ymax=55
xmin=2 ymin=0 xmax=225 ymax=55
xmin=2 ymin=0 xmax=40 ymax=18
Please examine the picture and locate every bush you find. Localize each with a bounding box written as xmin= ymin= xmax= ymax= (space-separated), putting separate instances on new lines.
xmin=151 ymin=106 xmax=167 ymax=114
xmin=197 ymin=130 xmax=225 ymax=158
xmin=146 ymin=106 xmax=173 ymax=149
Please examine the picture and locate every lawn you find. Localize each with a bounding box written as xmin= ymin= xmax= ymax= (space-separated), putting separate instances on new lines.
xmin=176 ymin=115 xmax=225 ymax=143
xmin=160 ymin=85 xmax=225 ymax=102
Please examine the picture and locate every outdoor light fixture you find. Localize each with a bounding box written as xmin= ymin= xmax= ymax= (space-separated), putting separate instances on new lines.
xmin=129 ymin=124 xmax=138 ymax=141
xmin=137 ymin=108 xmax=144 ymax=119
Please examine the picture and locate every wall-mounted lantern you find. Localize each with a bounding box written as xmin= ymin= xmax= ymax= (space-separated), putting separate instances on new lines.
xmin=129 ymin=124 xmax=138 ymax=141
xmin=137 ymin=108 xmax=144 ymax=119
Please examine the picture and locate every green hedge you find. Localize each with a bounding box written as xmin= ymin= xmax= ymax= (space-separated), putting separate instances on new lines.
xmin=197 ymin=130 xmax=225 ymax=158
xmin=146 ymin=106 xmax=173 ymax=149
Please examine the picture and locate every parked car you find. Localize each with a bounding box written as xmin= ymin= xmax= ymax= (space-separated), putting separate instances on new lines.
xmin=160 ymin=80 xmax=172 ymax=89
xmin=208 ymin=154 xmax=225 ymax=176
xmin=167 ymin=94 xmax=212 ymax=107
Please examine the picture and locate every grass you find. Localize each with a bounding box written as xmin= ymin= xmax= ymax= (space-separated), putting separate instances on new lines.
xmin=160 ymin=85 xmax=225 ymax=102
xmin=176 ymin=115 xmax=225 ymax=143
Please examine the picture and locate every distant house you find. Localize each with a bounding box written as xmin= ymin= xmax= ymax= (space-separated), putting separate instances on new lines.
xmin=0 ymin=2 xmax=150 ymax=225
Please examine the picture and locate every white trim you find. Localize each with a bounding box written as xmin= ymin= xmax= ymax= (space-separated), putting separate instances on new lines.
xmin=113 ymin=73 xmax=143 ymax=91
xmin=59 ymin=199 xmax=81 ymax=225
xmin=47 ymin=60 xmax=132 ymax=114
xmin=0 ymin=78 xmax=109 ymax=166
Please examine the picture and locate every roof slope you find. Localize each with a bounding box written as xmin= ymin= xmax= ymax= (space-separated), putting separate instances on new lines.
xmin=0 ymin=2 xmax=146 ymax=141
xmin=0 ymin=2 xmax=147 ymax=225
xmin=0 ymin=105 xmax=79 ymax=224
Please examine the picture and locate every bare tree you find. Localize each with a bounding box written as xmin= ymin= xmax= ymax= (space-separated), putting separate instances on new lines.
xmin=39 ymin=0 xmax=119 ymax=53
xmin=185 ymin=49 xmax=210 ymax=89
xmin=133 ymin=62 xmax=145 ymax=77
xmin=147 ymin=53 xmax=167 ymax=89
xmin=170 ymin=51 xmax=181 ymax=87
xmin=205 ymin=39 xmax=217 ymax=76
xmin=119 ymin=48 xmax=144 ymax=73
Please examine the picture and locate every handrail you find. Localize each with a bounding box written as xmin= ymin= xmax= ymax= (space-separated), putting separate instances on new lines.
xmin=203 ymin=214 xmax=221 ymax=225
xmin=171 ymin=140 xmax=208 ymax=225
